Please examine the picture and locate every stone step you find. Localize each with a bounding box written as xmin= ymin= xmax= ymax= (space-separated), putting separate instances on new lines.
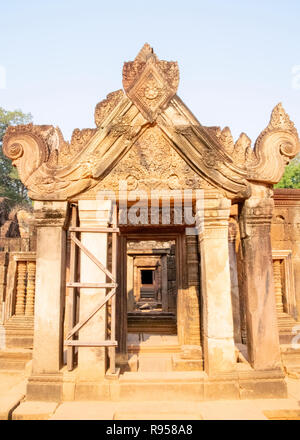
xmin=118 ymin=371 xmax=206 ymax=401
xmin=281 ymin=345 xmax=300 ymax=377
xmin=127 ymin=313 xmax=177 ymax=334
xmin=0 ymin=349 xmax=32 ymax=371
xmin=127 ymin=352 xmax=203 ymax=373
xmin=128 ymin=344 xmax=181 ymax=354
xmin=120 ymin=371 xmax=205 ymax=383
xmin=137 ymin=354 xmax=173 ymax=372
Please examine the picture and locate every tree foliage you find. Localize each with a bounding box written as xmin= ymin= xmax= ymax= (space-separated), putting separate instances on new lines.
xmin=0 ymin=107 xmax=32 ymax=207
xmin=275 ymin=155 xmax=300 ymax=189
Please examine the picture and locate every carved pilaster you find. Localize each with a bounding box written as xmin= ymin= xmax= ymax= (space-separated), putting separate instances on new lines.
xmin=197 ymin=196 xmax=236 ymax=375
xmin=185 ymin=235 xmax=201 ymax=346
xmin=228 ymin=220 xmax=242 ymax=343
xmin=25 ymin=261 xmax=36 ymax=316
xmin=239 ymin=195 xmax=282 ymax=371
xmin=273 ymin=259 xmax=284 ymax=314
xmin=15 ymin=261 xmax=27 ymax=316
xmin=30 ymin=201 xmax=68 ymax=380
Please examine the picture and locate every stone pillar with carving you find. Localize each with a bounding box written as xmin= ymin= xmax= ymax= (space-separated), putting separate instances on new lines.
xmin=197 ymin=196 xmax=236 ymax=375
xmin=25 ymin=261 xmax=36 ymax=316
xmin=161 ymin=254 xmax=168 ymax=312
xmin=184 ymin=234 xmax=201 ymax=346
xmin=228 ymin=220 xmax=242 ymax=343
xmin=15 ymin=261 xmax=27 ymax=316
xmin=77 ymin=199 xmax=112 ymax=382
xmin=28 ymin=201 xmax=68 ymax=401
xmin=127 ymin=255 xmax=134 ymax=312
xmin=273 ymin=259 xmax=284 ymax=313
xmin=239 ymin=195 xmax=282 ymax=371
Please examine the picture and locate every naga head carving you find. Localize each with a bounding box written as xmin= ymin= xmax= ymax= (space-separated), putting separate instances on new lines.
xmin=247 ymin=103 xmax=300 ymax=183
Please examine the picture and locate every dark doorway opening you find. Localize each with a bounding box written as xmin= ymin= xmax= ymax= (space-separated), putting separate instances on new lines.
xmin=141 ymin=269 xmax=154 ymax=285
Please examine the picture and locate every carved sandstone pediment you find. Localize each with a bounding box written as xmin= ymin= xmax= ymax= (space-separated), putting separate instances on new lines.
xmin=3 ymin=44 xmax=300 ymax=202
xmin=85 ymin=125 xmax=216 ymax=195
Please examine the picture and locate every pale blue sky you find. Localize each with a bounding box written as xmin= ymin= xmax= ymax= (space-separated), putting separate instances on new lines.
xmin=1 ymin=0 xmax=300 ymax=143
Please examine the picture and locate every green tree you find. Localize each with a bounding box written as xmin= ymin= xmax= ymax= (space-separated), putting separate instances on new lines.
xmin=0 ymin=107 xmax=32 ymax=206
xmin=275 ymin=155 xmax=300 ymax=189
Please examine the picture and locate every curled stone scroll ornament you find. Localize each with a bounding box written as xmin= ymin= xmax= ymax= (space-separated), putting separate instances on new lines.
xmin=4 ymin=142 xmax=23 ymax=160
xmin=247 ymin=103 xmax=300 ymax=184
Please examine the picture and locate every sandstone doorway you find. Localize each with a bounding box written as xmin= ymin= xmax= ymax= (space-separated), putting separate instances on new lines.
xmin=127 ymin=238 xmax=177 ymax=335
xmin=116 ymin=229 xmax=189 ymax=371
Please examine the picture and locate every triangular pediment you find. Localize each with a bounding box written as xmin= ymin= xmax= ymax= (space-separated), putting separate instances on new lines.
xmin=85 ymin=125 xmax=215 ymax=196
xmin=4 ymin=44 xmax=299 ymax=202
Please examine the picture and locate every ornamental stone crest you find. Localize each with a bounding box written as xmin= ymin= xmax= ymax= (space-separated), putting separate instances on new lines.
xmin=122 ymin=44 xmax=179 ymax=122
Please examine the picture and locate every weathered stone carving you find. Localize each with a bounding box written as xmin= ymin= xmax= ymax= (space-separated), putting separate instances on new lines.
xmin=248 ymin=103 xmax=300 ymax=183
xmin=94 ymin=90 xmax=125 ymax=127
xmin=122 ymin=43 xmax=179 ymax=122
xmin=93 ymin=126 xmax=213 ymax=193
xmin=3 ymin=46 xmax=300 ymax=202
xmin=15 ymin=261 xmax=27 ymax=316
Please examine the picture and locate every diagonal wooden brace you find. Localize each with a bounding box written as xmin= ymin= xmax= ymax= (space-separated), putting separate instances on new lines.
xmin=66 ymin=287 xmax=116 ymax=340
xmin=71 ymin=235 xmax=115 ymax=282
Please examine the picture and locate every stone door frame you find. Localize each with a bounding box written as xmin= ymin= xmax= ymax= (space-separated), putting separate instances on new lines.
xmin=116 ymin=227 xmax=186 ymax=359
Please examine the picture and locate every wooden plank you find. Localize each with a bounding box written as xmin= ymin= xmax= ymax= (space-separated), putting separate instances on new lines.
xmin=67 ymin=282 xmax=117 ymax=288
xmin=71 ymin=235 xmax=115 ymax=282
xmin=66 ymin=287 xmax=116 ymax=340
xmin=69 ymin=227 xmax=120 ymax=233
xmin=64 ymin=340 xmax=117 ymax=347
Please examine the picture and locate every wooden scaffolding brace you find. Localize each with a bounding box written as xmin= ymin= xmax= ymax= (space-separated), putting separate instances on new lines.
xmin=64 ymin=202 xmax=119 ymax=375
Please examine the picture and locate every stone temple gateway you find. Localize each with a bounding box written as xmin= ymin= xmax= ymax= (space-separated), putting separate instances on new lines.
xmin=2 ymin=44 xmax=300 ymax=402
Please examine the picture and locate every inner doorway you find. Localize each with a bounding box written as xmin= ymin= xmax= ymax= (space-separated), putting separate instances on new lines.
xmin=126 ymin=238 xmax=177 ymax=335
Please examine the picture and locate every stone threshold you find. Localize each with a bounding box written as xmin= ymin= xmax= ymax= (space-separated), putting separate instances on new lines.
xmin=25 ymin=365 xmax=288 ymax=402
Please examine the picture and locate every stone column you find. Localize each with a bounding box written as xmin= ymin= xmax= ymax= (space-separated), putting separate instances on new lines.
xmin=0 ymin=252 xmax=8 ymax=324
xmin=15 ymin=261 xmax=27 ymax=316
xmin=197 ymin=196 xmax=236 ymax=375
xmin=32 ymin=201 xmax=68 ymax=374
xmin=273 ymin=259 xmax=284 ymax=313
xmin=25 ymin=261 xmax=36 ymax=316
xmin=184 ymin=234 xmax=201 ymax=346
xmin=161 ymin=255 xmax=168 ymax=312
xmin=228 ymin=221 xmax=242 ymax=343
xmin=239 ymin=196 xmax=282 ymax=370
xmin=127 ymin=255 xmax=134 ymax=312
xmin=77 ymin=199 xmax=112 ymax=381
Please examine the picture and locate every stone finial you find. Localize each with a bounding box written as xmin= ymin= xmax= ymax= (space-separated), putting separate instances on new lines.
xmin=219 ymin=127 xmax=234 ymax=155
xmin=122 ymin=44 xmax=179 ymax=122
xmin=267 ymin=102 xmax=298 ymax=136
xmin=234 ymin=132 xmax=251 ymax=166
xmin=134 ymin=43 xmax=155 ymax=62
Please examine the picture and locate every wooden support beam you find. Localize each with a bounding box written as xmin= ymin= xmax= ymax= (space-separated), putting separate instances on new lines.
xmin=67 ymin=282 xmax=117 ymax=289
xmin=64 ymin=340 xmax=117 ymax=347
xmin=69 ymin=227 xmax=120 ymax=233
xmin=71 ymin=235 xmax=115 ymax=282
